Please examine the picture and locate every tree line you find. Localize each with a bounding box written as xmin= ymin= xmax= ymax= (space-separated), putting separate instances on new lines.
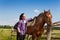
xmin=0 ymin=25 xmax=60 ymax=30
xmin=0 ymin=25 xmax=13 ymax=29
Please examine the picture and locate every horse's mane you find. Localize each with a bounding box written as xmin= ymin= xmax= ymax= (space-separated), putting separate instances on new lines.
xmin=37 ymin=12 xmax=44 ymax=17
xmin=27 ymin=12 xmax=44 ymax=27
xmin=28 ymin=12 xmax=44 ymax=22
xmin=28 ymin=12 xmax=44 ymax=23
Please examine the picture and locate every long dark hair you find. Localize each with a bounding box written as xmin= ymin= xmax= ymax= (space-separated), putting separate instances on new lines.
xmin=19 ymin=13 xmax=24 ymax=20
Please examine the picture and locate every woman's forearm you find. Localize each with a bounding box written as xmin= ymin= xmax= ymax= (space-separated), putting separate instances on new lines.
xmin=27 ymin=18 xmax=32 ymax=22
xmin=18 ymin=27 xmax=20 ymax=33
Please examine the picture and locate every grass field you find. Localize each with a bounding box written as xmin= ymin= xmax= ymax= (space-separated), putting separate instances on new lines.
xmin=0 ymin=28 xmax=16 ymax=40
xmin=0 ymin=28 xmax=60 ymax=40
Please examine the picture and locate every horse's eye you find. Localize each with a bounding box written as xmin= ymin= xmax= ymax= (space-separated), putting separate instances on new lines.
xmin=46 ymin=16 xmax=48 ymax=18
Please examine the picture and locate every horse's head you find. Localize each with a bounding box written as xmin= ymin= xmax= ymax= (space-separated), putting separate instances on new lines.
xmin=44 ymin=10 xmax=53 ymax=27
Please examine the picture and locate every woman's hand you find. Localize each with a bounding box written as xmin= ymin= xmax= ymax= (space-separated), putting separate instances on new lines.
xmin=18 ymin=27 xmax=21 ymax=33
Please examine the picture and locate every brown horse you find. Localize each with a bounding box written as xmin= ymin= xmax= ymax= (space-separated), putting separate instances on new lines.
xmin=26 ymin=10 xmax=53 ymax=40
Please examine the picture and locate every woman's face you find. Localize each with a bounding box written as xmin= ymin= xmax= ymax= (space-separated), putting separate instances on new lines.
xmin=22 ymin=14 xmax=26 ymax=20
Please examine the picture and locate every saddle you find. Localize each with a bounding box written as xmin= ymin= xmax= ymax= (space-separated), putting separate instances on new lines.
xmin=27 ymin=17 xmax=37 ymax=27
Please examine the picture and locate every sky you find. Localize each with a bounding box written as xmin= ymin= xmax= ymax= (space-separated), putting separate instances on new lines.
xmin=0 ymin=0 xmax=60 ymax=26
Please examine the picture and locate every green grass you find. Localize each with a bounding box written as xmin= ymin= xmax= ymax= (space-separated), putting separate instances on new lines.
xmin=0 ymin=28 xmax=60 ymax=40
xmin=0 ymin=28 xmax=16 ymax=40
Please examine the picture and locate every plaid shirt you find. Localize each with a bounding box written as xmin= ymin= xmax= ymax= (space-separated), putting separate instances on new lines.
xmin=18 ymin=18 xmax=32 ymax=35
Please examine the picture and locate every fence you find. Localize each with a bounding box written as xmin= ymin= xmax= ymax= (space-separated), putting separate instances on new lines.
xmin=0 ymin=26 xmax=60 ymax=40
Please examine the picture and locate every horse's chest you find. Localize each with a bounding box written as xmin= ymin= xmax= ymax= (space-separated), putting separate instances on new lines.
xmin=34 ymin=27 xmax=40 ymax=31
xmin=34 ymin=27 xmax=44 ymax=35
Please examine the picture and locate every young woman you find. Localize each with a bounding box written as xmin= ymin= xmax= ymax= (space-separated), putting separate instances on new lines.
xmin=17 ymin=13 xmax=32 ymax=40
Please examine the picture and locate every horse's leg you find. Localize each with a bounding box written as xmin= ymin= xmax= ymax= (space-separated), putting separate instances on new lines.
xmin=36 ymin=31 xmax=43 ymax=40
xmin=27 ymin=35 xmax=30 ymax=40
xmin=37 ymin=36 xmax=41 ymax=40
xmin=26 ymin=34 xmax=30 ymax=40
xmin=32 ymin=36 xmax=35 ymax=40
xmin=32 ymin=35 xmax=35 ymax=40
xmin=26 ymin=34 xmax=29 ymax=40
xmin=27 ymin=35 xmax=32 ymax=40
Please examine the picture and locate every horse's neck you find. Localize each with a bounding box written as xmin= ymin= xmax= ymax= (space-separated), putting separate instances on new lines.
xmin=35 ymin=16 xmax=45 ymax=28
xmin=40 ymin=20 xmax=45 ymax=28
